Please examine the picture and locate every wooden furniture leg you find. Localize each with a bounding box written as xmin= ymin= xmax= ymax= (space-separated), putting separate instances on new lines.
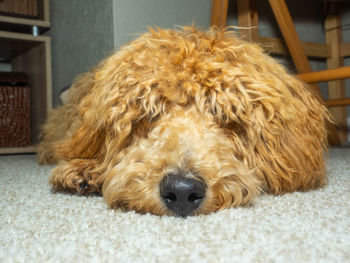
xmin=297 ymin=66 xmax=350 ymax=107
xmin=268 ymin=0 xmax=341 ymax=145
xmin=325 ymin=14 xmax=348 ymax=142
xmin=237 ymin=0 xmax=258 ymax=42
xmin=210 ymin=0 xmax=229 ymax=28
xmin=268 ymin=0 xmax=313 ymax=74
xmin=297 ymin=66 xmax=350 ymax=84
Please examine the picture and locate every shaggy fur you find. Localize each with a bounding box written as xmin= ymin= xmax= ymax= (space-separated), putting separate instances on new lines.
xmin=38 ymin=27 xmax=329 ymax=216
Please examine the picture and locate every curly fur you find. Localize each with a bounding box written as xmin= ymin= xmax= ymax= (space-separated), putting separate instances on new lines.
xmin=38 ymin=27 xmax=330 ymax=216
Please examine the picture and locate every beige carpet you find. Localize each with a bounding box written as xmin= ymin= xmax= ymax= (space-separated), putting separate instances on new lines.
xmin=0 ymin=148 xmax=349 ymax=263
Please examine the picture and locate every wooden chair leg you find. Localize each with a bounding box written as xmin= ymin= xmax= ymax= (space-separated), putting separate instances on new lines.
xmin=237 ymin=0 xmax=258 ymax=42
xmin=268 ymin=0 xmax=312 ymax=73
xmin=297 ymin=66 xmax=350 ymax=107
xmin=268 ymin=0 xmax=341 ymax=145
xmin=297 ymin=66 xmax=350 ymax=84
xmin=210 ymin=0 xmax=229 ymax=28
xmin=325 ymin=14 xmax=348 ymax=142
xmin=268 ymin=0 xmax=320 ymax=96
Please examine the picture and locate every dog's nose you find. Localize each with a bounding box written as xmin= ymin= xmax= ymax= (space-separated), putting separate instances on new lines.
xmin=160 ymin=173 xmax=206 ymax=217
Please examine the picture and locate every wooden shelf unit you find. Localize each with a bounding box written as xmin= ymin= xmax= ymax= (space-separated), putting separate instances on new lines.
xmin=0 ymin=0 xmax=50 ymax=34
xmin=0 ymin=0 xmax=51 ymax=155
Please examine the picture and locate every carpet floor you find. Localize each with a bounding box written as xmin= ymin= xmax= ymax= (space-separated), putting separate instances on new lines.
xmin=0 ymin=148 xmax=349 ymax=263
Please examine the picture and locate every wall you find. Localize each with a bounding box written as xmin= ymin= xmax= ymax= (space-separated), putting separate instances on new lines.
xmin=112 ymin=0 xmax=212 ymax=49
xmin=46 ymin=0 xmax=114 ymax=107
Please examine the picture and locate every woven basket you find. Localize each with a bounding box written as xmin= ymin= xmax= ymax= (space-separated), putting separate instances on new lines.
xmin=0 ymin=0 xmax=41 ymax=19
xmin=0 ymin=72 xmax=31 ymax=148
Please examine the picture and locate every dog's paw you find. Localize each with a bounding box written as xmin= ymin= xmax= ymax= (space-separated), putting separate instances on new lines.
xmin=50 ymin=159 xmax=102 ymax=195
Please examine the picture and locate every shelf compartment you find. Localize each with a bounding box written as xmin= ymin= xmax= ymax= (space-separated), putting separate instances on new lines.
xmin=0 ymin=0 xmax=50 ymax=34
xmin=0 ymin=30 xmax=52 ymax=154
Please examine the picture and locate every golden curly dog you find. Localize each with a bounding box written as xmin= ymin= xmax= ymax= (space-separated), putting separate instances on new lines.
xmin=38 ymin=27 xmax=330 ymax=217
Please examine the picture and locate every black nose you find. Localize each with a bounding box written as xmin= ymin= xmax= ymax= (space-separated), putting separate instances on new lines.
xmin=160 ymin=172 xmax=206 ymax=217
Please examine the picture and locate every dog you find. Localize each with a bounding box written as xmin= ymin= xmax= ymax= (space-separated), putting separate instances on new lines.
xmin=38 ymin=27 xmax=330 ymax=217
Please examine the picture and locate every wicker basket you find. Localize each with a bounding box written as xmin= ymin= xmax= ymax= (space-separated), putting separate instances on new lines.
xmin=0 ymin=0 xmax=41 ymax=19
xmin=0 ymin=72 xmax=31 ymax=148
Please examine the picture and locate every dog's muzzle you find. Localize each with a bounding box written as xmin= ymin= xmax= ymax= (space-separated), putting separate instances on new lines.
xmin=160 ymin=172 xmax=206 ymax=217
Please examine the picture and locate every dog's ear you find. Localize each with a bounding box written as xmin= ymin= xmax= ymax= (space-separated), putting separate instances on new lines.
xmin=55 ymin=52 xmax=165 ymax=162
xmin=203 ymin=40 xmax=328 ymax=136
xmin=206 ymin=42 xmax=330 ymax=192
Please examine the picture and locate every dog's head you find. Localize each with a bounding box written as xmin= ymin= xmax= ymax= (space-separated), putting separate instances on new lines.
xmin=63 ymin=27 xmax=328 ymax=217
